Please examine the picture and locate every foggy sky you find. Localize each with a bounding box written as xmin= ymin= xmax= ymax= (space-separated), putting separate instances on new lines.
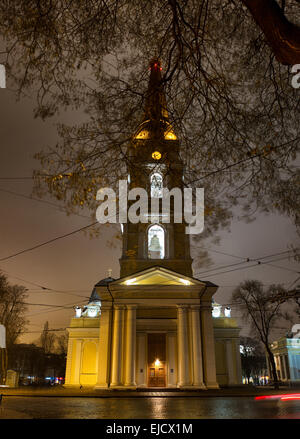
xmin=0 ymin=82 xmax=299 ymax=345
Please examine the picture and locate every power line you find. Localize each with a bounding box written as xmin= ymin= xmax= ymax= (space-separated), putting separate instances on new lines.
xmin=20 ymin=302 xmax=79 ymax=308
xmin=25 ymin=300 xmax=87 ymax=318
xmin=197 ymin=255 xmax=299 ymax=279
xmin=0 ymin=177 xmax=33 ymax=180
xmin=0 ymin=220 xmax=99 ymax=262
xmin=194 ymin=249 xmax=298 ymax=278
xmin=0 ymin=268 xmax=90 ymax=299
xmin=0 ymin=187 xmax=91 ymax=219
xmin=186 ymin=138 xmax=300 ymax=185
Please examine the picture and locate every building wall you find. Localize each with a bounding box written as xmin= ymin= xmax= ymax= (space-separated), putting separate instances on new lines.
xmin=65 ymin=312 xmax=241 ymax=388
xmin=270 ymin=338 xmax=300 ymax=383
xmin=65 ymin=318 xmax=100 ymax=387
xmin=213 ymin=318 xmax=242 ymax=386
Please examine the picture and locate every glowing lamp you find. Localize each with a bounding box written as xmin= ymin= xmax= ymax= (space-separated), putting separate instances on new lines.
xmin=87 ymin=306 xmax=99 ymax=318
xmin=75 ymin=306 xmax=82 ymax=318
xmin=135 ymin=130 xmax=149 ymax=139
xmin=154 ymin=359 xmax=161 ymax=367
xmin=164 ymin=131 xmax=177 ymax=140
xmin=224 ymin=307 xmax=231 ymax=318
xmin=212 ymin=305 xmax=221 ymax=318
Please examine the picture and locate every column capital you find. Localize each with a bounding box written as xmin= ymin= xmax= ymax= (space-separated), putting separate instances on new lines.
xmin=126 ymin=304 xmax=138 ymax=310
xmin=190 ymin=305 xmax=201 ymax=311
xmin=101 ymin=302 xmax=112 ymax=310
xmin=176 ymin=304 xmax=189 ymax=313
xmin=113 ymin=304 xmax=126 ymax=310
xmin=200 ymin=303 xmax=213 ymax=311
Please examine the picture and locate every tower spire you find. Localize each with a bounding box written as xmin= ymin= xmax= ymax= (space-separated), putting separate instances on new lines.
xmin=143 ymin=58 xmax=169 ymax=122
xmin=134 ymin=59 xmax=177 ymax=141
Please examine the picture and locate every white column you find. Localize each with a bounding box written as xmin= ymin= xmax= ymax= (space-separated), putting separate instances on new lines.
xmin=177 ymin=305 xmax=190 ymax=387
xmin=225 ymin=339 xmax=235 ymax=385
xmin=111 ymin=304 xmax=125 ymax=387
xmin=95 ymin=304 xmax=113 ymax=389
xmin=167 ymin=332 xmax=177 ymax=387
xmin=190 ymin=306 xmax=206 ymax=389
xmin=125 ymin=305 xmax=137 ymax=387
xmin=200 ymin=303 xmax=219 ymax=389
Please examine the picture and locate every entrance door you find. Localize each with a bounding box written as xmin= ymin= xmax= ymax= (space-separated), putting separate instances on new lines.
xmin=147 ymin=333 xmax=166 ymax=387
xmin=148 ymin=365 xmax=166 ymax=387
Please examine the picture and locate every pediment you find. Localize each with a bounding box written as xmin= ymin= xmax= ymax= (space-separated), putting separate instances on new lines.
xmin=115 ymin=266 xmax=201 ymax=286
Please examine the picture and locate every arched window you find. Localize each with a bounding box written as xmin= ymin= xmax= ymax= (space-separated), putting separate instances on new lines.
xmin=148 ymin=224 xmax=165 ymax=259
xmin=150 ymin=172 xmax=163 ymax=198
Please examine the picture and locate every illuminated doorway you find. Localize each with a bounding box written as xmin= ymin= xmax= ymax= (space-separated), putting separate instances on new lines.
xmin=147 ymin=333 xmax=166 ymax=387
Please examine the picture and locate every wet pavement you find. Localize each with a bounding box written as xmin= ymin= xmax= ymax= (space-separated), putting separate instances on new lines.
xmin=0 ymin=395 xmax=299 ymax=419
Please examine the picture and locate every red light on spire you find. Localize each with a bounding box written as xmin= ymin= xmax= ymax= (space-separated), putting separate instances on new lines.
xmin=149 ymin=58 xmax=162 ymax=72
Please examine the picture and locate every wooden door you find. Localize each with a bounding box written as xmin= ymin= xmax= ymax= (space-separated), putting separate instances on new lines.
xmin=147 ymin=333 xmax=166 ymax=387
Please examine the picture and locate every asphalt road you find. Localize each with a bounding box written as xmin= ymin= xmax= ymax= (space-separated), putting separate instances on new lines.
xmin=0 ymin=396 xmax=299 ymax=419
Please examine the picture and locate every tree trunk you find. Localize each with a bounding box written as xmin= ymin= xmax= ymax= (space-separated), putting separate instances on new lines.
xmin=241 ymin=0 xmax=300 ymax=65
xmin=0 ymin=348 xmax=8 ymax=385
xmin=266 ymin=347 xmax=279 ymax=390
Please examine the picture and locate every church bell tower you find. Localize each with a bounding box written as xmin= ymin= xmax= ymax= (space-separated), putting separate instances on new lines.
xmin=119 ymin=59 xmax=193 ymax=278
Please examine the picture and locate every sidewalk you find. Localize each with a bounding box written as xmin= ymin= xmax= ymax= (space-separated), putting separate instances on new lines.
xmin=0 ymin=407 xmax=32 ymax=419
xmin=0 ymin=385 xmax=299 ymax=398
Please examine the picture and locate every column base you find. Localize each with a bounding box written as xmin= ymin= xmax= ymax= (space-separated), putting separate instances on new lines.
xmin=94 ymin=383 xmax=110 ymax=389
xmin=124 ymin=385 xmax=137 ymax=390
xmin=192 ymin=383 xmax=207 ymax=390
xmin=109 ymin=384 xmax=124 ymax=389
xmin=177 ymin=383 xmax=192 ymax=388
xmin=205 ymin=382 xmax=220 ymax=389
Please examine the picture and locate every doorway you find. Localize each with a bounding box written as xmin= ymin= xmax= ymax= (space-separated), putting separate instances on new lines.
xmin=147 ymin=333 xmax=166 ymax=387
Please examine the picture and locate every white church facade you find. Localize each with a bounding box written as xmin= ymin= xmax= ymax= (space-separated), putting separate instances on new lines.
xmin=64 ymin=59 xmax=242 ymax=390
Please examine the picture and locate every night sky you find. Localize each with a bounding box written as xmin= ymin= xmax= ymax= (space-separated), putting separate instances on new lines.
xmin=0 ymin=79 xmax=299 ymax=345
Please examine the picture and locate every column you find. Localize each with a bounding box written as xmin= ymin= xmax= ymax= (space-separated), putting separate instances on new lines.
xmin=234 ymin=339 xmax=242 ymax=384
xmin=136 ymin=333 xmax=147 ymax=387
xmin=111 ymin=305 xmax=125 ymax=387
xmin=64 ymin=338 xmax=73 ymax=386
xmin=125 ymin=305 xmax=137 ymax=387
xmin=200 ymin=303 xmax=219 ymax=389
xmin=190 ymin=306 xmax=206 ymax=389
xmin=74 ymin=339 xmax=83 ymax=386
xmin=95 ymin=304 xmax=113 ymax=389
xmin=225 ymin=339 xmax=235 ymax=385
xmin=177 ymin=305 xmax=190 ymax=387
xmin=280 ymin=355 xmax=287 ymax=380
xmin=167 ymin=332 xmax=177 ymax=387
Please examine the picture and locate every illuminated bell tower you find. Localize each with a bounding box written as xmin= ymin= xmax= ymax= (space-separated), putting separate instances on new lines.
xmin=119 ymin=59 xmax=193 ymax=278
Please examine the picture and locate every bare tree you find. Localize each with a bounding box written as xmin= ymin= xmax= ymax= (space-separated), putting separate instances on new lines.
xmin=240 ymin=336 xmax=267 ymax=385
xmin=40 ymin=321 xmax=56 ymax=354
xmin=0 ymin=273 xmax=28 ymax=384
xmin=232 ymin=280 xmax=291 ymax=389
xmin=0 ymin=273 xmax=28 ymax=347
xmin=0 ymin=1 xmax=299 ymax=242
xmin=242 ymin=0 xmax=300 ymax=64
xmin=56 ymin=332 xmax=68 ymax=356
